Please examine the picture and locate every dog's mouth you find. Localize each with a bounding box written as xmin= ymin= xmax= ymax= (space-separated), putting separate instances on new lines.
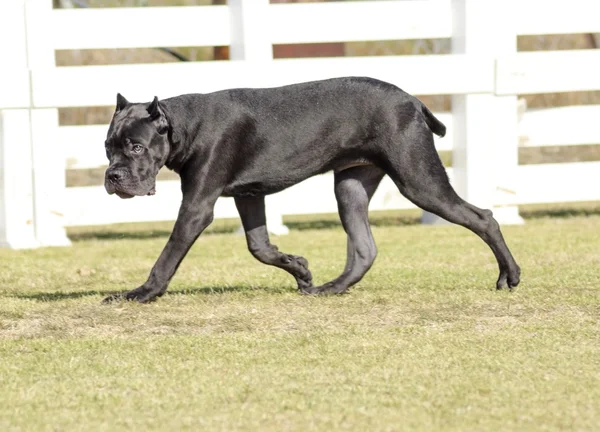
xmin=115 ymin=190 xmax=135 ymax=199
xmin=106 ymin=184 xmax=156 ymax=199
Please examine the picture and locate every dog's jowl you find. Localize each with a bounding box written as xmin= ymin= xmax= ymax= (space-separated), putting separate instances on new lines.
xmin=103 ymin=77 xmax=520 ymax=303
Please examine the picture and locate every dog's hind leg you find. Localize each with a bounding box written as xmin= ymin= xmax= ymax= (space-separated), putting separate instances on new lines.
xmin=235 ymin=195 xmax=313 ymax=291
xmin=304 ymin=165 xmax=385 ymax=295
xmin=383 ymin=125 xmax=520 ymax=290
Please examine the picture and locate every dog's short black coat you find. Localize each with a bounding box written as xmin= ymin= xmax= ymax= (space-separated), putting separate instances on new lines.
xmin=103 ymin=76 xmax=520 ymax=303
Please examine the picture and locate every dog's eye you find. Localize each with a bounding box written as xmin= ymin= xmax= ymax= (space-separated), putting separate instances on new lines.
xmin=132 ymin=144 xmax=143 ymax=154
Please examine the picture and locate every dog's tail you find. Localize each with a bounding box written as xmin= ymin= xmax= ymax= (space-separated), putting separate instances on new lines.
xmin=419 ymin=102 xmax=446 ymax=138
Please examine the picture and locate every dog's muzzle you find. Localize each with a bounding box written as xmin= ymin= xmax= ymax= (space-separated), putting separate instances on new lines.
xmin=105 ymin=168 xmax=156 ymax=198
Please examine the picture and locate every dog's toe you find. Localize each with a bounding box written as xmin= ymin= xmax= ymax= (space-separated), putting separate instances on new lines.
xmin=294 ymin=256 xmax=309 ymax=269
xmin=496 ymin=273 xmax=508 ymax=290
xmin=102 ymin=287 xmax=161 ymax=304
xmin=125 ymin=287 xmax=159 ymax=303
xmin=317 ymin=282 xmax=349 ymax=295
xmin=294 ymin=267 xmax=313 ymax=293
xmin=507 ymin=272 xmax=520 ymax=290
xmin=102 ymin=293 xmax=124 ymax=304
xmin=297 ymin=276 xmax=315 ymax=294
xmin=299 ymin=286 xmax=319 ymax=295
xmin=300 ymin=282 xmax=349 ymax=296
xmin=102 ymin=290 xmax=148 ymax=304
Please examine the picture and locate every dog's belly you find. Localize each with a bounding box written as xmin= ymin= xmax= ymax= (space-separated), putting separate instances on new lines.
xmin=222 ymin=159 xmax=375 ymax=198
xmin=334 ymin=161 xmax=374 ymax=173
xmin=222 ymin=179 xmax=298 ymax=197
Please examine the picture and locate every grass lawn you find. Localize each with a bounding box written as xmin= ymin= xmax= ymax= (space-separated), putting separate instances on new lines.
xmin=0 ymin=214 xmax=598 ymax=431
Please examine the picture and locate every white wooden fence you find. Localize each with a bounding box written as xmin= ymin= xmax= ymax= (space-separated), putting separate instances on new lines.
xmin=1 ymin=0 xmax=599 ymax=248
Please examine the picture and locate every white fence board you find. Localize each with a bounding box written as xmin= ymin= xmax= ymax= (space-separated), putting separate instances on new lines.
xmin=62 ymin=173 xmax=417 ymax=227
xmin=512 ymin=161 xmax=600 ymax=205
xmin=520 ymin=105 xmax=600 ymax=147
xmin=32 ymin=55 xmax=494 ymax=108
xmin=268 ymin=171 xmax=447 ymax=217
xmin=48 ymin=2 xmax=453 ymax=50
xmin=50 ymin=6 xmax=230 ymax=50
xmin=59 ymin=112 xmax=453 ymax=170
xmin=272 ymin=174 xmax=338 ymax=216
xmin=62 ymin=169 xmax=455 ymax=228
xmin=62 ymin=101 xmax=600 ymax=171
xmin=433 ymin=113 xmax=453 ymax=152
xmin=0 ymin=0 xmax=28 ymax=72
xmin=496 ymin=50 xmax=600 ymax=95
xmin=0 ymin=70 xmax=30 ymax=109
xmin=59 ymin=125 xmax=108 ymax=169
xmin=369 ymin=175 xmax=419 ymax=212
xmin=62 ymin=160 xmax=600 ymax=227
xmin=63 ymin=182 xmax=179 ymax=227
xmin=516 ymin=0 xmax=600 ymax=36
xmin=269 ymin=0 xmax=452 ymax=44
xmin=63 ymin=181 xmax=239 ymax=227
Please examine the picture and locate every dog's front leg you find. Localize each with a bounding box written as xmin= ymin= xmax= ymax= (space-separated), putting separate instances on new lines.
xmin=103 ymin=188 xmax=220 ymax=304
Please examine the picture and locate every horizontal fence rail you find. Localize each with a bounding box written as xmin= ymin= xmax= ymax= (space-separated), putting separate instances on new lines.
xmin=513 ymin=162 xmax=600 ymax=205
xmin=45 ymin=1 xmax=453 ymax=51
xmin=59 ymin=114 xmax=454 ymax=171
xmin=520 ymin=105 xmax=600 ymax=147
xmin=61 ymin=159 xmax=600 ymax=227
xmin=269 ymin=0 xmax=452 ymax=43
xmin=496 ymin=50 xmax=600 ymax=95
xmin=49 ymin=6 xmax=231 ymax=50
xmin=515 ymin=0 xmax=600 ymax=35
xmin=60 ymin=116 xmax=457 ymax=172
xmin=31 ymin=55 xmax=495 ymax=108
xmin=0 ymin=71 xmax=30 ymax=109
xmin=60 ymin=102 xmax=600 ymax=171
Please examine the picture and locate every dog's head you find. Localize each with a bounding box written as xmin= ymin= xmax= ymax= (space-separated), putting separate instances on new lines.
xmin=104 ymin=94 xmax=170 ymax=199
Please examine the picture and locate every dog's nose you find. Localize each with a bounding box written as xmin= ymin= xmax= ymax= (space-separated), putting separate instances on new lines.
xmin=107 ymin=170 xmax=125 ymax=183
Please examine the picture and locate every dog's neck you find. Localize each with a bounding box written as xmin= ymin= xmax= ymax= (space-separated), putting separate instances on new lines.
xmin=160 ymin=95 xmax=203 ymax=173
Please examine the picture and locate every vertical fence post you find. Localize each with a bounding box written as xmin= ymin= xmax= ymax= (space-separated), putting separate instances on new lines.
xmin=0 ymin=0 xmax=39 ymax=249
xmin=229 ymin=0 xmax=289 ymax=235
xmin=229 ymin=0 xmax=272 ymax=62
xmin=489 ymin=1 xmax=524 ymax=224
xmin=425 ymin=0 xmax=523 ymax=225
xmin=25 ymin=0 xmax=72 ymax=246
xmin=451 ymin=0 xmax=497 ymax=215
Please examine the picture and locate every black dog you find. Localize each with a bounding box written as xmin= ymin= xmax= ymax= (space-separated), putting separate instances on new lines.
xmin=103 ymin=77 xmax=520 ymax=303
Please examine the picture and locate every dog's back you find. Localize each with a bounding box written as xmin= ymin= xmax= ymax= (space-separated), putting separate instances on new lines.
xmin=188 ymin=77 xmax=445 ymax=197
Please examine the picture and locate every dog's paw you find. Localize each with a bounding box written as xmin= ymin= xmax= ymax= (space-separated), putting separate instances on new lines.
xmin=316 ymin=281 xmax=350 ymax=295
xmin=496 ymin=266 xmax=521 ymax=290
xmin=299 ymin=281 xmax=349 ymax=296
xmin=289 ymin=255 xmax=313 ymax=293
xmin=299 ymin=284 xmax=320 ymax=295
xmin=296 ymin=274 xmax=314 ymax=293
xmin=289 ymin=255 xmax=309 ymax=270
xmin=508 ymin=265 xmax=521 ymax=289
xmin=102 ymin=286 xmax=162 ymax=304
xmin=126 ymin=286 xmax=160 ymax=303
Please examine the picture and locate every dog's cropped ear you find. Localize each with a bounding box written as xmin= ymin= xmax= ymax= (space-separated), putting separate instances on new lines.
xmin=147 ymin=96 xmax=168 ymax=135
xmin=116 ymin=93 xmax=129 ymax=112
xmin=147 ymin=96 xmax=161 ymax=119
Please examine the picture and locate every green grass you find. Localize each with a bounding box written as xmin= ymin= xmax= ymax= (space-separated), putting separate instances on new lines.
xmin=1 ymin=215 xmax=599 ymax=431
